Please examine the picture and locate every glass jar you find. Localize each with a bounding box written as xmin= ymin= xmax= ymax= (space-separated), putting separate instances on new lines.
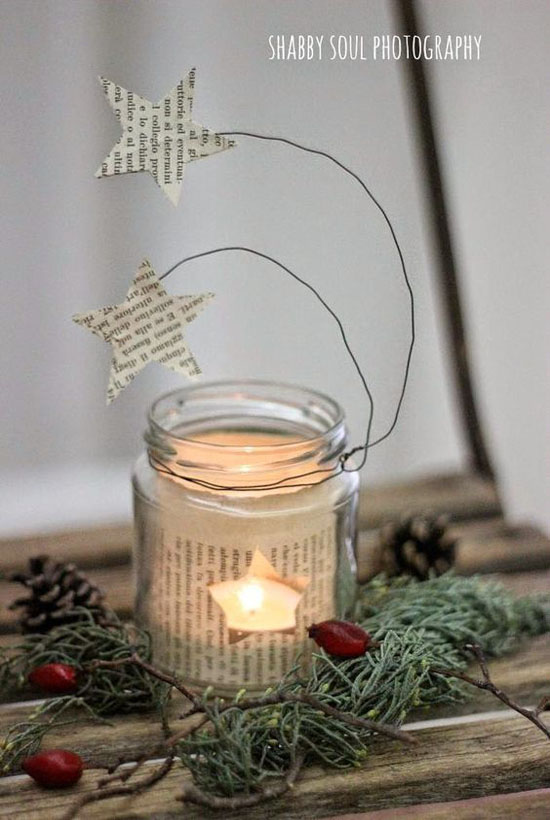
xmin=133 ymin=380 xmax=359 ymax=695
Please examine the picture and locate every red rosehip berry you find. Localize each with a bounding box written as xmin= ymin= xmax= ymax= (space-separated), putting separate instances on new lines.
xmin=22 ymin=749 xmax=83 ymax=788
xmin=28 ymin=663 xmax=78 ymax=694
xmin=307 ymin=620 xmax=379 ymax=658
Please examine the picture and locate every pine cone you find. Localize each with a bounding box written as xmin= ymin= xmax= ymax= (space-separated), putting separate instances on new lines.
xmin=379 ymin=515 xmax=457 ymax=580
xmin=9 ymin=555 xmax=108 ymax=633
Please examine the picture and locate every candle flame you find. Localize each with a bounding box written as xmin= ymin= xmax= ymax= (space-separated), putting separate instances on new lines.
xmin=237 ymin=579 xmax=264 ymax=614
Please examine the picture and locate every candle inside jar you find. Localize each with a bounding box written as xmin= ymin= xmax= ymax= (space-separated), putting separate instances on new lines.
xmin=237 ymin=579 xmax=264 ymax=613
xmin=209 ymin=573 xmax=303 ymax=633
xmin=133 ymin=382 xmax=359 ymax=693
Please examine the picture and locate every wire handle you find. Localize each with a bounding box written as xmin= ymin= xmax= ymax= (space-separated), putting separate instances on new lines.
xmin=151 ymin=132 xmax=415 ymax=491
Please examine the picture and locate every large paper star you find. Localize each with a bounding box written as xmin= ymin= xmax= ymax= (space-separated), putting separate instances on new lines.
xmin=95 ymin=68 xmax=235 ymax=205
xmin=209 ymin=550 xmax=310 ymax=644
xmin=73 ymin=259 xmax=214 ymax=403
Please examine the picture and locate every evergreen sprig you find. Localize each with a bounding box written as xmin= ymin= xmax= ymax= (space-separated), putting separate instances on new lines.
xmin=1 ymin=572 xmax=550 ymax=806
xmin=358 ymin=572 xmax=550 ymax=656
xmin=0 ymin=608 xmax=171 ymax=771
xmin=0 ymin=607 xmax=169 ymax=715
xmin=176 ymin=629 xmax=454 ymax=795
xmin=0 ymin=696 xmax=100 ymax=773
xmin=176 ymin=573 xmax=550 ymax=797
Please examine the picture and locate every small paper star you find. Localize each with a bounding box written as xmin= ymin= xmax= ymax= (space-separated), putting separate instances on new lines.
xmin=95 ymin=68 xmax=235 ymax=205
xmin=73 ymin=259 xmax=214 ymax=403
xmin=209 ymin=550 xmax=310 ymax=644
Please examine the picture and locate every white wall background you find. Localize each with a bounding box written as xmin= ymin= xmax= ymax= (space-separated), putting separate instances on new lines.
xmin=0 ymin=0 xmax=547 ymax=535
xmin=420 ymin=0 xmax=550 ymax=537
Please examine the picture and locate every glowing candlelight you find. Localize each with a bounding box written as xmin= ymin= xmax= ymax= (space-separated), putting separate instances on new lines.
xmin=237 ymin=579 xmax=264 ymax=614
xmin=208 ymin=550 xmax=310 ymax=638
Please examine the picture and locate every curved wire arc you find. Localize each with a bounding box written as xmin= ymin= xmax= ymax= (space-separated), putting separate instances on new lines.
xmin=220 ymin=131 xmax=416 ymax=451
xmin=159 ymin=245 xmax=373 ymax=489
xmin=152 ymin=131 xmax=415 ymax=490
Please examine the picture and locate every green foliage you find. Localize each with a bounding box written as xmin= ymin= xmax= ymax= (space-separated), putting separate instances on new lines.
xmin=0 ymin=608 xmax=168 ymax=715
xmin=181 ymin=693 xmax=304 ymax=795
xmin=2 ymin=573 xmax=550 ymax=792
xmin=0 ymin=696 xmax=100 ymax=773
xmin=178 ymin=573 xmax=550 ymax=796
xmin=304 ymin=628 xmax=466 ymax=719
xmin=0 ymin=608 xmax=171 ymax=770
xmin=358 ymin=572 xmax=550 ymax=657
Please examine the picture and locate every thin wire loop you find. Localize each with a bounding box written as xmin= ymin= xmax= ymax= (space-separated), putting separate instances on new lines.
xmin=151 ymin=132 xmax=415 ymax=491
xmin=220 ymin=132 xmax=416 ymax=452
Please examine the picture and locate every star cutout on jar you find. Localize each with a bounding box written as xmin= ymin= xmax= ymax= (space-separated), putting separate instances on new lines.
xmin=95 ymin=68 xmax=235 ymax=205
xmin=72 ymin=259 xmax=214 ymax=403
xmin=208 ymin=550 xmax=310 ymax=644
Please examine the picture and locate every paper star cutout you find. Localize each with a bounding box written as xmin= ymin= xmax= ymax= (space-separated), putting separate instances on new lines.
xmin=73 ymin=259 xmax=214 ymax=403
xmin=95 ymin=68 xmax=235 ymax=205
xmin=208 ymin=550 xmax=309 ymax=644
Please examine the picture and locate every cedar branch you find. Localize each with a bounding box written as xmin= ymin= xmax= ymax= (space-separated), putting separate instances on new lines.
xmin=89 ymin=653 xmax=416 ymax=747
xmin=178 ymin=750 xmax=306 ymax=809
xmin=168 ymin=689 xmax=416 ymax=746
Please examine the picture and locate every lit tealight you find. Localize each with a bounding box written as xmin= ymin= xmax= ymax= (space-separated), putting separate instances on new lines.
xmin=209 ymin=576 xmax=303 ymax=633
xmin=237 ymin=579 xmax=264 ymax=614
xmin=208 ymin=550 xmax=310 ymax=637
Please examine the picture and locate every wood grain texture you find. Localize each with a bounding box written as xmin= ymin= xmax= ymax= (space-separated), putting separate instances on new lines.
xmin=493 ymin=568 xmax=550 ymax=597
xmin=0 ymin=711 xmax=548 ymax=819
xmin=1 ymin=472 xmax=548 ymax=819
xmin=322 ymin=788 xmax=550 ymax=819
xmin=0 ymin=525 xmax=132 ymax=574
xmin=357 ymin=472 xmax=501 ymax=530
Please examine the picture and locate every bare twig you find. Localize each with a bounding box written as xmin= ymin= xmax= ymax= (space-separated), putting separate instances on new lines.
xmin=167 ymin=713 xmax=210 ymax=745
xmin=87 ymin=653 xmax=200 ymax=706
xmin=534 ymin=695 xmax=550 ymax=717
xmin=178 ymin=750 xmax=306 ymax=809
xmin=62 ymin=756 xmax=174 ymax=820
xmin=97 ymin=754 xmax=148 ymax=787
xmin=433 ymin=643 xmax=550 ymax=742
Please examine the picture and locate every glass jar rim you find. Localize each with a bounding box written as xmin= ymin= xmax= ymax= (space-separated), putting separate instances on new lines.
xmin=148 ymin=380 xmax=345 ymax=453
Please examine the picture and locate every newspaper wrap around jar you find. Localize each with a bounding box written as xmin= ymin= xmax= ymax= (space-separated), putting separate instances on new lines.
xmin=133 ymin=382 xmax=359 ymax=695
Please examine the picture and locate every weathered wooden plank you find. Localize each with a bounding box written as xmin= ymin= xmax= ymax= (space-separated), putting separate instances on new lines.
xmin=358 ymin=472 xmax=501 ymax=530
xmin=323 ymin=787 xmax=550 ymax=819
xmin=0 ymin=566 xmax=547 ymax=816
xmin=494 ymin=568 xmax=550 ymax=597
xmin=1 ymin=630 xmax=548 ymax=771
xmin=454 ymin=521 xmax=550 ymax=575
xmin=0 ymin=472 xmax=541 ymax=817
xmin=0 ymin=712 xmax=548 ymax=819
xmin=0 ymin=525 xmax=132 ymax=574
xmin=427 ymin=631 xmax=550 ymax=718
xmin=0 ymin=560 xmax=546 ymax=714
xmin=0 ymin=701 xmax=172 ymax=771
